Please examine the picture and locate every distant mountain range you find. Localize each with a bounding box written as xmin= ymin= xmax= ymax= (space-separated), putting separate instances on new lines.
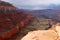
xmin=20 ymin=9 xmax=60 ymax=22
xmin=46 ymin=5 xmax=60 ymax=9
xmin=20 ymin=9 xmax=60 ymax=14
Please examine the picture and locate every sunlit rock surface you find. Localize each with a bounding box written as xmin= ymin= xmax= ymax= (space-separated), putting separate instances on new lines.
xmin=21 ymin=30 xmax=57 ymax=40
xmin=21 ymin=23 xmax=60 ymax=40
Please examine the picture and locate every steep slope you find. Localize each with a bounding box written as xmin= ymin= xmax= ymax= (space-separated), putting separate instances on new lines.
xmin=0 ymin=1 xmax=35 ymax=40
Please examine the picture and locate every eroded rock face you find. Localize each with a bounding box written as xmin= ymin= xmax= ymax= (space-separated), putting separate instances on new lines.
xmin=21 ymin=30 xmax=57 ymax=40
xmin=21 ymin=23 xmax=60 ymax=40
xmin=0 ymin=1 xmax=35 ymax=39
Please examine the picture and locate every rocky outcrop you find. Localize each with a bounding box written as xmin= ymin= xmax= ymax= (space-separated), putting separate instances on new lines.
xmin=21 ymin=30 xmax=57 ymax=40
xmin=21 ymin=23 xmax=60 ymax=40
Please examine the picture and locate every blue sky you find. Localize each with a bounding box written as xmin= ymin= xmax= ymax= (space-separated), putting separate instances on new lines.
xmin=2 ymin=0 xmax=60 ymax=10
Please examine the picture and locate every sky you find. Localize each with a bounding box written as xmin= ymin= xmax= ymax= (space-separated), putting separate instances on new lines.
xmin=2 ymin=0 xmax=60 ymax=10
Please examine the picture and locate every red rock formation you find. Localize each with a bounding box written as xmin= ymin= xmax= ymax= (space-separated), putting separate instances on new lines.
xmin=0 ymin=1 xmax=35 ymax=40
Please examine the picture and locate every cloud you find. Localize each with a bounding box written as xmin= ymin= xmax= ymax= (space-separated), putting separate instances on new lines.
xmin=2 ymin=0 xmax=60 ymax=10
xmin=2 ymin=0 xmax=60 ymax=5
